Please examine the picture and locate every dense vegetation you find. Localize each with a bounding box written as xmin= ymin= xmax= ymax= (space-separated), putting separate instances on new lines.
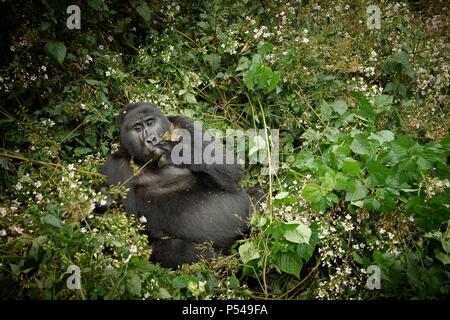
xmin=0 ymin=0 xmax=448 ymax=299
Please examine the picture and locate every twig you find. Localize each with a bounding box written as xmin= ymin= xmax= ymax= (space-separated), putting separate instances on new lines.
xmin=0 ymin=151 xmax=104 ymax=177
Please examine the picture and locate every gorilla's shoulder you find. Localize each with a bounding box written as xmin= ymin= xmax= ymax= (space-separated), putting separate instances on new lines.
xmin=167 ymin=115 xmax=195 ymax=129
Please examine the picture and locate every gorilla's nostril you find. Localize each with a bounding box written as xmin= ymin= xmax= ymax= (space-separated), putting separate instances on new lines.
xmin=145 ymin=136 xmax=159 ymax=145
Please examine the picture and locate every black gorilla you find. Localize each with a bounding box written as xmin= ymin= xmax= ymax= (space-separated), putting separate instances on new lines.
xmin=99 ymin=102 xmax=253 ymax=268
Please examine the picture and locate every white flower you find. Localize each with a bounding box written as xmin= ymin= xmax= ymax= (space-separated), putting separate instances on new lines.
xmin=139 ymin=216 xmax=147 ymax=224
xmin=345 ymin=214 xmax=352 ymax=220
xmin=35 ymin=193 xmax=43 ymax=201
xmin=34 ymin=181 xmax=42 ymax=188
xmin=68 ymin=164 xmax=75 ymax=172
xmin=0 ymin=229 xmax=7 ymax=237
xmin=15 ymin=182 xmax=23 ymax=190
xmin=302 ymin=37 xmax=309 ymax=44
xmin=107 ymin=35 xmax=113 ymax=42
xmin=98 ymin=45 xmax=104 ymax=50
xmin=10 ymin=46 xmax=15 ymax=52
xmin=10 ymin=226 xmax=23 ymax=235
xmin=0 ymin=208 xmax=6 ymax=217
xmin=41 ymin=65 xmax=47 ymax=72
xmin=130 ymin=245 xmax=138 ymax=254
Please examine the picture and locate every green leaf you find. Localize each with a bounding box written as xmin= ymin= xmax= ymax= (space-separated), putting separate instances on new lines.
xmin=296 ymin=244 xmax=315 ymax=261
xmin=352 ymin=91 xmax=376 ymax=123
xmin=294 ymin=151 xmax=315 ymax=169
xmin=42 ymin=214 xmax=62 ymax=229
xmin=126 ymin=274 xmax=141 ymax=296
xmin=331 ymin=99 xmax=348 ymax=115
xmin=275 ymin=191 xmax=289 ymax=199
xmin=374 ymin=95 xmax=393 ymax=112
xmin=136 ymin=3 xmax=151 ymax=22
xmin=301 ymin=128 xmax=322 ymax=141
xmin=275 ymin=252 xmax=303 ymax=278
xmin=28 ymin=236 xmax=48 ymax=260
xmin=364 ymin=197 xmax=381 ymax=211
xmin=87 ymin=0 xmax=109 ymax=11
xmin=172 ymin=275 xmax=197 ymax=289
xmin=239 ymin=242 xmax=260 ymax=264
xmin=183 ymin=92 xmax=197 ymax=104
xmin=320 ymin=100 xmax=332 ymax=120
xmin=302 ymin=183 xmax=322 ymax=203
xmin=366 ymin=160 xmax=389 ymax=186
xmin=236 ymin=57 xmax=251 ymax=71
xmin=44 ymin=41 xmax=67 ymax=65
xmin=267 ymin=71 xmax=280 ymax=92
xmin=434 ymin=249 xmax=450 ymax=265
xmin=341 ymin=158 xmax=361 ymax=177
xmin=158 ymin=288 xmax=172 ymax=299
xmin=204 ymin=53 xmax=221 ymax=71
xmin=283 ymin=222 xmax=311 ymax=244
xmin=369 ymin=130 xmax=395 ymax=145
xmin=350 ymin=136 xmax=369 ymax=155
xmin=74 ymin=147 xmax=92 ymax=156
xmin=345 ymin=180 xmax=368 ymax=201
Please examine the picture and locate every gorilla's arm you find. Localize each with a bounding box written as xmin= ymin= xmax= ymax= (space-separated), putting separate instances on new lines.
xmin=98 ymin=149 xmax=138 ymax=214
xmin=167 ymin=116 xmax=243 ymax=192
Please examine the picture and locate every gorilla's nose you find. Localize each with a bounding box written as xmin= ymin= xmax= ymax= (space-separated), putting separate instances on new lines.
xmin=145 ymin=136 xmax=159 ymax=146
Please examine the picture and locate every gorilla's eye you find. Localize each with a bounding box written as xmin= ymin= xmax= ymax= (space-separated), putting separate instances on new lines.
xmin=146 ymin=119 xmax=154 ymax=126
xmin=134 ymin=125 xmax=143 ymax=132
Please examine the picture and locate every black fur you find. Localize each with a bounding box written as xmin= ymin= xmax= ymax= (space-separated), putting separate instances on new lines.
xmin=98 ymin=102 xmax=252 ymax=268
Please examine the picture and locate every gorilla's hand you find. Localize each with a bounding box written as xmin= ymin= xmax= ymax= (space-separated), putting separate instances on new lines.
xmin=148 ymin=140 xmax=179 ymax=168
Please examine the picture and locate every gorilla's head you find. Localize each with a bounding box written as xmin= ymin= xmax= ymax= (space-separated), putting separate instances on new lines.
xmin=119 ymin=102 xmax=171 ymax=164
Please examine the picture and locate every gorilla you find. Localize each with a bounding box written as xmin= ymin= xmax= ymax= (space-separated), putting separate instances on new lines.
xmin=98 ymin=102 xmax=255 ymax=268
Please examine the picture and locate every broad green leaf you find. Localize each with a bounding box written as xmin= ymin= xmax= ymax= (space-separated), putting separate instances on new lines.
xmin=350 ymin=136 xmax=370 ymax=155
xmin=204 ymin=53 xmax=221 ymax=71
xmin=239 ymin=242 xmax=260 ymax=264
xmin=275 ymin=191 xmax=289 ymax=199
xmin=126 ymin=274 xmax=142 ymax=296
xmin=364 ymin=197 xmax=381 ymax=211
xmin=87 ymin=0 xmax=109 ymax=11
xmin=267 ymin=71 xmax=280 ymax=92
xmin=42 ymin=214 xmax=62 ymax=229
xmin=321 ymin=172 xmax=336 ymax=192
xmin=352 ymin=91 xmax=376 ymax=122
xmin=345 ymin=180 xmax=368 ymax=201
xmin=236 ymin=57 xmax=251 ymax=71
xmin=136 ymin=3 xmax=151 ymax=22
xmin=283 ymin=222 xmax=311 ymax=244
xmin=297 ymin=244 xmax=315 ymax=261
xmin=374 ymin=95 xmax=393 ymax=112
xmin=301 ymin=128 xmax=322 ymax=141
xmin=44 ymin=41 xmax=67 ymax=65
xmin=331 ymin=99 xmax=348 ymax=115
xmin=320 ymin=100 xmax=332 ymax=119
xmin=74 ymin=147 xmax=92 ymax=156
xmin=434 ymin=249 xmax=450 ymax=265
xmin=183 ymin=92 xmax=197 ymax=104
xmin=341 ymin=158 xmax=361 ymax=177
xmin=172 ymin=275 xmax=197 ymax=288
xmin=275 ymin=252 xmax=303 ymax=278
xmin=302 ymin=183 xmax=322 ymax=203
xmin=369 ymin=130 xmax=395 ymax=145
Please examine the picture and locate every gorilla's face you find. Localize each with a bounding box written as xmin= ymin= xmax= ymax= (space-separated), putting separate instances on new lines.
xmin=119 ymin=103 xmax=171 ymax=164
